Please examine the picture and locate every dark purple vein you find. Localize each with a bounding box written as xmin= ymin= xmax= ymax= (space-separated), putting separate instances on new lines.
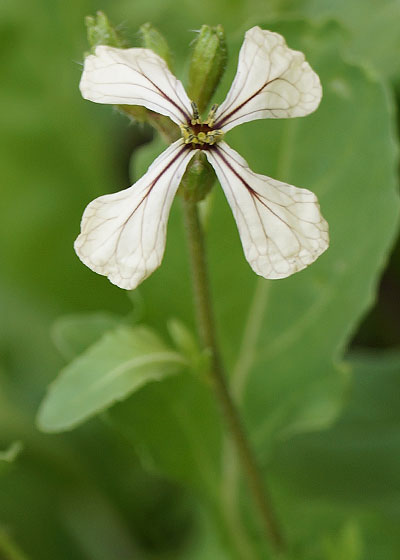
xmin=214 ymin=77 xmax=279 ymax=129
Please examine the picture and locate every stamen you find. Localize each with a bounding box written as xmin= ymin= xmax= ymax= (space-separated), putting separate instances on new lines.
xmin=206 ymin=129 xmax=224 ymax=145
xmin=191 ymin=101 xmax=201 ymax=125
xmin=180 ymin=114 xmax=224 ymax=148
xmin=205 ymin=103 xmax=219 ymax=127
xmin=180 ymin=124 xmax=194 ymax=144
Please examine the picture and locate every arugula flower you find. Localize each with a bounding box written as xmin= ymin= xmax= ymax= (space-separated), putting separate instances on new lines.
xmin=75 ymin=26 xmax=328 ymax=289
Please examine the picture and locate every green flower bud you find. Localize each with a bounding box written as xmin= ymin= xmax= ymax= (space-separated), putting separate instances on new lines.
xmin=139 ymin=23 xmax=173 ymax=71
xmin=167 ymin=319 xmax=200 ymax=365
xmin=187 ymin=25 xmax=227 ymax=115
xmin=119 ymin=105 xmax=180 ymax=143
xmin=85 ymin=11 xmax=126 ymax=52
xmin=179 ymin=152 xmax=216 ymax=203
xmin=81 ymin=18 xmax=177 ymax=142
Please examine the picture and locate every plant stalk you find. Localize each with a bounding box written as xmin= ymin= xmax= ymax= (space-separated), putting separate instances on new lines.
xmin=182 ymin=197 xmax=285 ymax=554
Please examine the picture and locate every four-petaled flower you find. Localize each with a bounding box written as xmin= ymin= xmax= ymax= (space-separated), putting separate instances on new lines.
xmin=76 ymin=26 xmax=329 ymax=289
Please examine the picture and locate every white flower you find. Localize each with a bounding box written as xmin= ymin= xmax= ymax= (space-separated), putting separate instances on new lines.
xmin=75 ymin=26 xmax=328 ymax=290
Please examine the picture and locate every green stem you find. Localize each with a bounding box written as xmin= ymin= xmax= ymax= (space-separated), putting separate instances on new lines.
xmin=182 ymin=198 xmax=285 ymax=554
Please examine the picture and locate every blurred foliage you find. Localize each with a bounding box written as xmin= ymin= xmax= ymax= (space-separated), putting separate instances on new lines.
xmin=1 ymin=0 xmax=400 ymax=559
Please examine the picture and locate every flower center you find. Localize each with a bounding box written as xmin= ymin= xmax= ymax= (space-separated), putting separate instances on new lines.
xmin=180 ymin=102 xmax=224 ymax=148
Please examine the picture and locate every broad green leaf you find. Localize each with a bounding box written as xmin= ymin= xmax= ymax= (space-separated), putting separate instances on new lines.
xmin=272 ymin=350 xmax=400 ymax=504
xmin=262 ymin=0 xmax=400 ymax=82
xmin=37 ymin=326 xmax=186 ymax=432
xmin=52 ymin=312 xmax=121 ymax=361
xmin=268 ymin=350 xmax=400 ymax=557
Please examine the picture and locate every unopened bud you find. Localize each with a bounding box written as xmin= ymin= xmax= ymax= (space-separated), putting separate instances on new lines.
xmin=179 ymin=152 xmax=215 ymax=202
xmin=85 ymin=11 xmax=126 ymax=52
xmin=187 ymin=25 xmax=227 ymax=115
xmin=139 ymin=23 xmax=173 ymax=70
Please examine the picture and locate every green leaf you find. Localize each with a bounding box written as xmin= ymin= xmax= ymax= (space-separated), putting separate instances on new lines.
xmin=267 ymin=350 xmax=400 ymax=557
xmin=269 ymin=0 xmax=400 ymax=82
xmin=272 ymin=350 xmax=400 ymax=505
xmin=37 ymin=326 xmax=187 ymax=433
xmin=51 ymin=312 xmax=121 ymax=361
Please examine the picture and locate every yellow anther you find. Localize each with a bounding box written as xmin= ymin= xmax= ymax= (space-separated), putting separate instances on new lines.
xmin=205 ymin=129 xmax=224 ymax=145
xmin=180 ymin=120 xmax=224 ymax=147
xmin=205 ymin=103 xmax=219 ymax=127
xmin=180 ymin=124 xmax=194 ymax=143
xmin=190 ymin=101 xmax=201 ymax=124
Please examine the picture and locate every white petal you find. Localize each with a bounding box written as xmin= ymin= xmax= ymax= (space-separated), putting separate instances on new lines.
xmin=80 ymin=46 xmax=192 ymax=125
xmin=205 ymin=142 xmax=328 ymax=279
xmin=214 ymin=27 xmax=322 ymax=132
xmin=75 ymin=140 xmax=195 ymax=289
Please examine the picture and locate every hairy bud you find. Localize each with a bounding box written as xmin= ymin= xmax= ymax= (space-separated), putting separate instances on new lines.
xmin=187 ymin=25 xmax=227 ymax=115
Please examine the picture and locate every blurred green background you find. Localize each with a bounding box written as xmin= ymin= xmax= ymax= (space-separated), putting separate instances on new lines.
xmin=1 ymin=0 xmax=400 ymax=558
